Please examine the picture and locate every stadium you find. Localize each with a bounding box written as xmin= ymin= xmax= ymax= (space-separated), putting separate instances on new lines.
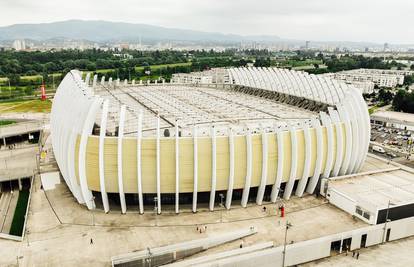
xmin=50 ymin=67 xmax=370 ymax=214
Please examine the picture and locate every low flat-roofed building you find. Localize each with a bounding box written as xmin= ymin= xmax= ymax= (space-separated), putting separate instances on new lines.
xmin=371 ymin=110 xmax=414 ymax=131
xmin=0 ymin=119 xmax=42 ymax=183
xmin=322 ymin=158 xmax=414 ymax=225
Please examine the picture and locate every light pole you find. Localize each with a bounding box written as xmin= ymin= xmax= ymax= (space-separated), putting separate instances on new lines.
xmin=282 ymin=221 xmax=292 ymax=267
xmin=91 ymin=196 xmax=96 ymax=226
xmin=219 ymin=193 xmax=224 ymax=223
xmin=26 ymin=229 xmax=30 ymax=247
xmin=275 ymin=187 xmax=284 ymax=216
xmin=146 ymin=247 xmax=152 ymax=267
xmin=153 ymin=197 xmax=158 ymax=226
xmin=382 ymin=200 xmax=395 ymax=244
xmin=8 ymin=78 xmax=11 ymax=97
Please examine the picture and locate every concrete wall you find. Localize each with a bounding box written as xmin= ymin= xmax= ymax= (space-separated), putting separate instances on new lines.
xmin=199 ymin=216 xmax=414 ymax=266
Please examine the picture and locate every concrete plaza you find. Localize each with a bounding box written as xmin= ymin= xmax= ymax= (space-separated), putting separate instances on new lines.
xmin=0 ymin=155 xmax=400 ymax=266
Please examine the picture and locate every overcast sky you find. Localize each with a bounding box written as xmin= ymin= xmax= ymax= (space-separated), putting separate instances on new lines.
xmin=0 ymin=0 xmax=413 ymax=44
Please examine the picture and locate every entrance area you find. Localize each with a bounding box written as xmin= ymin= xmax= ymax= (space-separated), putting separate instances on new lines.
xmin=386 ymin=229 xmax=391 ymax=242
xmin=330 ymin=240 xmax=341 ymax=255
xmin=361 ymin=234 xmax=367 ymax=248
xmin=342 ymin=237 xmax=352 ymax=252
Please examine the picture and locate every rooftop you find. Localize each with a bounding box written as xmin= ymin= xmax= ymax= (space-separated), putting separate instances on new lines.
xmin=95 ymin=84 xmax=316 ymax=137
xmin=328 ymin=166 xmax=414 ymax=210
xmin=371 ymin=111 xmax=414 ymax=125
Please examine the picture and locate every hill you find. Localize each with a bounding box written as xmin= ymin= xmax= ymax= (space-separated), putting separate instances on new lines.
xmin=0 ymin=20 xmax=280 ymax=43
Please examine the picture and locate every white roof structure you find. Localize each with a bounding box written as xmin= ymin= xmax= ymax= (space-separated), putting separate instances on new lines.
xmin=50 ymin=67 xmax=371 ymax=213
xmin=95 ymin=85 xmax=317 ymax=137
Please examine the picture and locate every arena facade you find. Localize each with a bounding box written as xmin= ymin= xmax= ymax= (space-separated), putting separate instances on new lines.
xmin=50 ymin=67 xmax=370 ymax=214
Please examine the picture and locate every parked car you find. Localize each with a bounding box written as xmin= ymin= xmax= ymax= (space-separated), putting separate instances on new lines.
xmin=372 ymin=145 xmax=386 ymax=153
xmin=386 ymin=152 xmax=397 ymax=158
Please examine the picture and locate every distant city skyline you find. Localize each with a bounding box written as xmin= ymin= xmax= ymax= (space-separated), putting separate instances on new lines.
xmin=0 ymin=0 xmax=413 ymax=44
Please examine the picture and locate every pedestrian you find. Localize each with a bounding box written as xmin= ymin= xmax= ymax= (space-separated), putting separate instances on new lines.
xmin=262 ymin=206 xmax=267 ymax=212
xmin=90 ymin=238 xmax=93 ymax=245
xmin=352 ymin=251 xmax=355 ymax=257
xmin=240 ymin=240 xmax=244 ymax=248
xmin=196 ymin=226 xmax=199 ymax=231
xmin=356 ymin=252 xmax=360 ymax=259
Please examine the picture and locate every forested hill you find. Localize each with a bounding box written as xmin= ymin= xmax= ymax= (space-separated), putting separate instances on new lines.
xmin=0 ymin=20 xmax=280 ymax=43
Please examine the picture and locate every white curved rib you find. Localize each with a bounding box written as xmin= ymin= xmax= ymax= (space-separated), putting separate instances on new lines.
xmin=256 ymin=129 xmax=268 ymax=205
xmin=295 ymin=123 xmax=312 ymax=197
xmin=78 ymin=97 xmax=101 ymax=210
xmin=225 ymin=127 xmax=235 ymax=209
xmin=117 ymin=105 xmax=127 ymax=214
xmin=241 ymin=128 xmax=252 ymax=207
xmin=306 ymin=119 xmax=323 ymax=193
xmin=175 ymin=121 xmax=180 ymax=214
xmin=99 ymin=99 xmax=110 ymax=213
xmin=320 ymin=112 xmax=334 ymax=178
xmin=156 ymin=116 xmax=161 ymax=214
xmin=328 ymin=107 xmax=344 ymax=177
xmin=209 ymin=126 xmax=217 ymax=211
xmin=192 ymin=126 xmax=198 ymax=213
xmin=137 ymin=110 xmax=144 ymax=214
xmin=283 ymin=126 xmax=297 ymax=200
xmin=270 ymin=129 xmax=284 ymax=202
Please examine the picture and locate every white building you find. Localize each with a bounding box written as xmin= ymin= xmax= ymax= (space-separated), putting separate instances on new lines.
xmin=322 ymin=68 xmax=408 ymax=90
xmin=12 ymin=39 xmax=26 ymax=51
xmin=171 ymin=68 xmax=231 ymax=84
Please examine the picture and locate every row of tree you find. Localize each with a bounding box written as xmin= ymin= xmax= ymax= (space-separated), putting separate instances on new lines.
xmin=393 ymin=89 xmax=414 ymax=113
xmin=323 ymin=55 xmax=407 ymax=73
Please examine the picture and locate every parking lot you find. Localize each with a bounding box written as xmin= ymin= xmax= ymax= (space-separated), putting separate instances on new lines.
xmin=370 ymin=123 xmax=413 ymax=160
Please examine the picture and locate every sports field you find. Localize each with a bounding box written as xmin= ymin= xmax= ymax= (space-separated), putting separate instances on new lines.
xmin=0 ymin=99 xmax=52 ymax=113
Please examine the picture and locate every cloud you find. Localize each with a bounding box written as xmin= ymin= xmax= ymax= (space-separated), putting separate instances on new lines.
xmin=0 ymin=0 xmax=413 ymax=44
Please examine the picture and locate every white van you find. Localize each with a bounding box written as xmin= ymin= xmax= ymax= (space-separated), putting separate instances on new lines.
xmin=372 ymin=145 xmax=385 ymax=154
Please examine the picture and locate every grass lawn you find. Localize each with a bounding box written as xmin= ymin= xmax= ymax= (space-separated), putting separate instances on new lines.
xmin=0 ymin=63 xmax=192 ymax=85
xmin=0 ymin=99 xmax=52 ymax=113
xmin=92 ymin=62 xmax=192 ymax=75
xmin=369 ymin=105 xmax=380 ymax=115
xmin=9 ymin=189 xmax=29 ymax=236
xmin=0 ymin=119 xmax=16 ymax=127
xmin=0 ymin=73 xmax=61 ymax=85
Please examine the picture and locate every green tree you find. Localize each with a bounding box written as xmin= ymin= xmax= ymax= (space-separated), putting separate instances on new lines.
xmin=377 ymin=88 xmax=393 ymax=104
xmin=7 ymin=74 xmax=20 ymax=86
xmin=86 ymin=62 xmax=97 ymax=71
xmin=404 ymin=75 xmax=414 ymax=85
xmin=392 ymin=89 xmax=407 ymax=111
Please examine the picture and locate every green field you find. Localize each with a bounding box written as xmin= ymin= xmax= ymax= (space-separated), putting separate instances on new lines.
xmin=0 ymin=73 xmax=61 ymax=84
xmin=0 ymin=99 xmax=52 ymax=113
xmin=9 ymin=189 xmax=29 ymax=237
xmin=0 ymin=62 xmax=192 ymax=85
xmin=0 ymin=120 xmax=16 ymax=127
xmin=92 ymin=62 xmax=192 ymax=75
